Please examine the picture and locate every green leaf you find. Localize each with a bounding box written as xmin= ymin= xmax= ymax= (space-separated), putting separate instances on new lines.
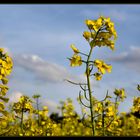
xmin=1 ymin=78 xmax=8 ymax=85
xmin=106 ymin=95 xmax=112 ymax=98
xmin=0 ymin=102 xmax=5 ymax=110
xmin=1 ymin=110 xmax=8 ymax=116
xmin=137 ymin=84 xmax=140 ymax=91
xmin=90 ymin=40 xmax=95 ymax=48
xmin=0 ymin=96 xmax=9 ymax=103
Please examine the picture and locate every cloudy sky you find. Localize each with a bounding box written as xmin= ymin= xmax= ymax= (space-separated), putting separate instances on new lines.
xmin=0 ymin=4 xmax=140 ymax=115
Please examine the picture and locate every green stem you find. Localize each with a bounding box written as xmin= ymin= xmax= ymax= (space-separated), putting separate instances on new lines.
xmin=61 ymin=105 xmax=64 ymax=129
xmin=86 ymin=47 xmax=95 ymax=136
xmin=115 ymin=96 xmax=118 ymax=115
xmin=101 ymin=102 xmax=105 ymax=136
xmin=36 ymin=98 xmax=40 ymax=126
xmin=85 ymin=28 xmax=101 ymax=136
xmin=21 ymin=108 xmax=24 ymax=134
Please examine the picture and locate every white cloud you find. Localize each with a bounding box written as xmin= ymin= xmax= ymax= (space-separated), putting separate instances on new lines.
xmin=13 ymin=54 xmax=99 ymax=87
xmin=109 ymin=46 xmax=140 ymax=73
xmin=7 ymin=91 xmax=23 ymax=103
xmin=14 ymin=54 xmax=71 ymax=83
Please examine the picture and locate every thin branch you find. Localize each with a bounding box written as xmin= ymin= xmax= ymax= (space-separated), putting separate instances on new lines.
xmin=88 ymin=61 xmax=94 ymax=64
xmin=79 ymin=85 xmax=90 ymax=101
xmin=89 ymin=63 xmax=94 ymax=73
xmin=114 ymin=96 xmax=118 ymax=113
xmin=101 ymin=90 xmax=109 ymax=101
xmin=67 ymin=57 xmax=87 ymax=64
xmin=79 ymin=52 xmax=88 ymax=57
xmin=81 ymin=113 xmax=92 ymax=128
xmin=105 ymin=113 xmax=119 ymax=128
xmin=93 ymin=114 xmax=101 ymax=119
xmin=81 ymin=60 xmax=88 ymax=64
xmin=15 ymin=115 xmax=21 ymax=119
xmin=0 ymin=128 xmax=11 ymax=136
xmin=64 ymin=79 xmax=87 ymax=86
xmin=79 ymin=84 xmax=88 ymax=91
xmin=105 ymin=117 xmax=115 ymax=128
xmin=100 ymin=28 xmax=109 ymax=31
xmin=93 ymin=90 xmax=109 ymax=106
xmin=83 ymin=89 xmax=90 ymax=101
xmin=79 ymin=91 xmax=90 ymax=108
xmin=88 ymin=114 xmax=101 ymax=119
xmin=101 ymin=102 xmax=105 ymax=136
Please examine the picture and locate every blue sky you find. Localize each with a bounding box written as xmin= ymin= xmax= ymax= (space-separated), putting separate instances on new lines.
xmin=0 ymin=4 xmax=140 ymax=115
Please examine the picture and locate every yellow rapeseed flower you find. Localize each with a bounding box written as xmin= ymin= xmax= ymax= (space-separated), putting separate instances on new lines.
xmin=2 ymin=61 xmax=7 ymax=68
xmin=70 ymin=54 xmax=82 ymax=67
xmin=94 ymin=59 xmax=102 ymax=66
xmin=1 ymin=121 xmax=7 ymax=127
xmin=39 ymin=111 xmax=43 ymax=115
xmin=94 ymin=60 xmax=105 ymax=74
xmin=137 ymin=84 xmax=140 ymax=91
xmin=94 ymin=59 xmax=112 ymax=74
xmin=93 ymin=72 xmax=102 ymax=81
xmin=0 ymin=68 xmax=5 ymax=75
xmin=43 ymin=106 xmax=48 ymax=111
xmin=41 ymin=121 xmax=45 ymax=125
xmin=19 ymin=133 xmax=23 ymax=136
xmin=102 ymin=63 xmax=112 ymax=73
xmin=96 ymin=17 xmax=103 ymax=26
xmin=0 ymin=75 xmax=3 ymax=80
xmin=93 ymin=17 xmax=103 ymax=32
xmin=98 ymin=65 xmax=106 ymax=74
xmin=85 ymin=19 xmax=95 ymax=30
xmin=85 ymin=19 xmax=103 ymax=32
xmin=83 ymin=31 xmax=91 ymax=41
xmin=104 ymin=18 xmax=117 ymax=40
xmin=1 ymin=77 xmax=8 ymax=85
xmin=114 ymin=88 xmax=126 ymax=100
xmin=106 ymin=106 xmax=114 ymax=117
xmin=70 ymin=44 xmax=79 ymax=54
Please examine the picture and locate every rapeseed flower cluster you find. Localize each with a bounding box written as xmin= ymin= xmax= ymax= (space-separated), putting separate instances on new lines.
xmin=114 ymin=88 xmax=126 ymax=101
xmin=93 ymin=59 xmax=112 ymax=81
xmin=84 ymin=16 xmax=117 ymax=50
xmin=0 ymin=16 xmax=139 ymax=137
xmin=0 ymin=48 xmax=13 ymax=130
